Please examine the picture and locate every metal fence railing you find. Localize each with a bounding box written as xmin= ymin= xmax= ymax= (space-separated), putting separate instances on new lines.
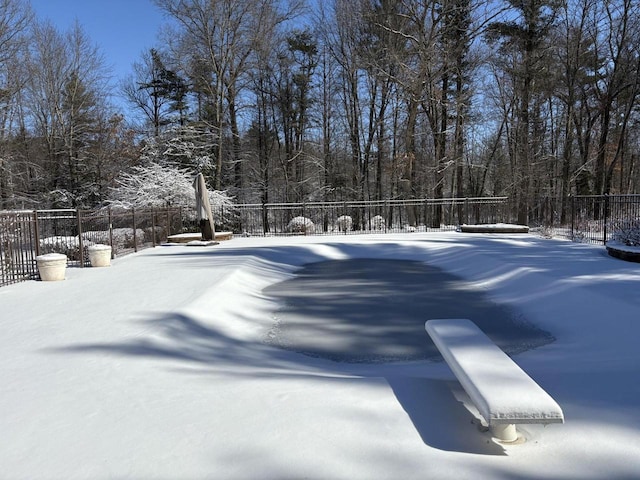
xmin=229 ymin=197 xmax=512 ymax=235
xmin=2 ymin=195 xmax=639 ymax=288
xmin=529 ymin=195 xmax=640 ymax=245
xmin=0 ymin=211 xmax=39 ymax=286
xmin=228 ymin=195 xmax=639 ymax=244
xmin=0 ymin=207 xmax=183 ymax=287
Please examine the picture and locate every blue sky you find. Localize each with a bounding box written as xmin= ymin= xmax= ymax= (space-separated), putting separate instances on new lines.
xmin=29 ymin=0 xmax=167 ymax=84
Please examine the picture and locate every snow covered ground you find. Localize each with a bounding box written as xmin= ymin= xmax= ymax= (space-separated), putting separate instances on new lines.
xmin=2 ymin=232 xmax=640 ymax=479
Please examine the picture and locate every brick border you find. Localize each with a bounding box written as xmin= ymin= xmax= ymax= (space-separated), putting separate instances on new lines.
xmin=606 ymin=245 xmax=640 ymax=263
xmin=459 ymin=225 xmax=529 ymax=234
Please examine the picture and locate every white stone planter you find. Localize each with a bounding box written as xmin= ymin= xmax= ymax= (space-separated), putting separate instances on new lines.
xmin=36 ymin=253 xmax=67 ymax=281
xmin=87 ymin=244 xmax=112 ymax=267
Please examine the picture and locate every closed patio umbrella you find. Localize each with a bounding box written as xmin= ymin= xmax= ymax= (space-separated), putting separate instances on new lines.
xmin=193 ymin=173 xmax=216 ymax=241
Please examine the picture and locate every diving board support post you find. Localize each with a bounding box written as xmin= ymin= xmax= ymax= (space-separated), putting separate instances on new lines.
xmin=491 ymin=424 xmax=517 ymax=443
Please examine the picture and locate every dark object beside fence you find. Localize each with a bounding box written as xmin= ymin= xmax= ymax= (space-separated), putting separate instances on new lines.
xmin=459 ymin=225 xmax=529 ymax=233
xmin=606 ymin=245 xmax=640 ymax=263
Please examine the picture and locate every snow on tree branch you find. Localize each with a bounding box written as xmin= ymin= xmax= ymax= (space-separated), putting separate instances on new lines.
xmin=106 ymin=124 xmax=234 ymax=222
xmin=106 ymin=163 xmax=234 ymax=221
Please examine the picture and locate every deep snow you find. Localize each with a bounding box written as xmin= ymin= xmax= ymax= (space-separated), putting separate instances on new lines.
xmin=2 ymin=232 xmax=640 ymax=479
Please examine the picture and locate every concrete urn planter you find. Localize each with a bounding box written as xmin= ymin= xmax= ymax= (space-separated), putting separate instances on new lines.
xmin=36 ymin=253 xmax=68 ymax=281
xmin=87 ymin=244 xmax=112 ymax=267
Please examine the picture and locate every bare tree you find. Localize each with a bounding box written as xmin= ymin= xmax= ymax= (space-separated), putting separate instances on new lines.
xmin=154 ymin=0 xmax=299 ymax=193
xmin=486 ymin=0 xmax=562 ymax=223
xmin=589 ymin=0 xmax=640 ymax=194
xmin=24 ymin=20 xmax=113 ymax=206
xmin=121 ymin=48 xmax=188 ymax=137
xmin=0 ymin=0 xmax=33 ymax=207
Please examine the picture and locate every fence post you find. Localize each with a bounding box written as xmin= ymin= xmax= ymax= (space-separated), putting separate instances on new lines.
xmin=603 ymin=194 xmax=609 ymax=245
xmin=262 ymin=203 xmax=267 ymax=234
xmin=166 ymin=207 xmax=170 ymax=238
xmin=570 ymin=195 xmax=575 ymax=239
xmin=464 ymin=198 xmax=469 ymax=225
xmin=343 ymin=201 xmax=347 ymax=233
xmin=77 ymin=209 xmax=85 ymax=267
xmin=33 ymin=210 xmax=41 ymax=257
xmin=132 ymin=207 xmax=137 ymax=252
xmin=108 ymin=207 xmax=114 ymax=254
xmin=151 ymin=207 xmax=156 ymax=247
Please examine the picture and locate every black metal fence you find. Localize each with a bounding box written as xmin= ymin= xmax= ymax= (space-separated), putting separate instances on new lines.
xmin=2 ymin=196 xmax=640 ymax=288
xmin=530 ymin=195 xmax=640 ymax=245
xmin=0 ymin=207 xmax=183 ymax=287
xmin=0 ymin=211 xmax=39 ymax=286
xmin=230 ymin=197 xmax=512 ymax=235
xmin=228 ymin=195 xmax=639 ymax=244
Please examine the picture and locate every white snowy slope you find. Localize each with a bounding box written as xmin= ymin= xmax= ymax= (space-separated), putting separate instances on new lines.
xmin=1 ymin=232 xmax=640 ymax=479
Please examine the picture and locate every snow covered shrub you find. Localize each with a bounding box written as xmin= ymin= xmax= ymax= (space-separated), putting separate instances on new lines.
xmin=611 ymin=219 xmax=640 ymax=246
xmin=81 ymin=227 xmax=154 ymax=254
xmin=287 ymin=216 xmax=314 ymax=234
xmin=111 ymin=228 xmax=145 ymax=251
xmin=81 ymin=231 xmax=110 ymax=252
xmin=571 ymin=229 xmax=586 ymax=243
xmin=370 ymin=215 xmax=385 ymax=231
xmin=336 ymin=215 xmax=353 ymax=232
xmin=538 ymin=225 xmax=555 ymax=239
xmin=144 ymin=226 xmax=166 ymax=244
xmin=40 ymin=236 xmax=81 ymax=260
xmin=81 ymin=229 xmax=144 ymax=254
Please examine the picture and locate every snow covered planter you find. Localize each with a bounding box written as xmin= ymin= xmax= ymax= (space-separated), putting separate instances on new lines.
xmin=36 ymin=253 xmax=67 ymax=281
xmin=87 ymin=244 xmax=112 ymax=267
xmin=606 ymin=219 xmax=640 ymax=262
xmin=370 ymin=215 xmax=385 ymax=231
xmin=287 ymin=216 xmax=314 ymax=234
xmin=336 ymin=215 xmax=353 ymax=232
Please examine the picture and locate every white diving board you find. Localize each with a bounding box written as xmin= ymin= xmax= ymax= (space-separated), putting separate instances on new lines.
xmin=425 ymin=318 xmax=564 ymax=442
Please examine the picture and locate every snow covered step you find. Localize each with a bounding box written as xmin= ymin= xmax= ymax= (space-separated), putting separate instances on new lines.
xmin=459 ymin=223 xmax=529 ymax=233
xmin=425 ymin=319 xmax=564 ymax=442
xmin=167 ymin=231 xmax=233 ymax=243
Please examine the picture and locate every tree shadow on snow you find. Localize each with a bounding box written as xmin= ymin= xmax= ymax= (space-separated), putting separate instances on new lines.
xmin=45 ymin=309 xmax=507 ymax=455
xmin=262 ymin=259 xmax=553 ymax=363
xmin=44 ymin=311 xmax=312 ymax=373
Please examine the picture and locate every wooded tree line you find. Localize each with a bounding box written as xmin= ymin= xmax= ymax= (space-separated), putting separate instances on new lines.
xmin=1 ymin=0 xmax=640 ymax=225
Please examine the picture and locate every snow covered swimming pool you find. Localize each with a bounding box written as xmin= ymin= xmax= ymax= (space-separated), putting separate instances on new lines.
xmin=264 ymin=258 xmax=554 ymax=363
